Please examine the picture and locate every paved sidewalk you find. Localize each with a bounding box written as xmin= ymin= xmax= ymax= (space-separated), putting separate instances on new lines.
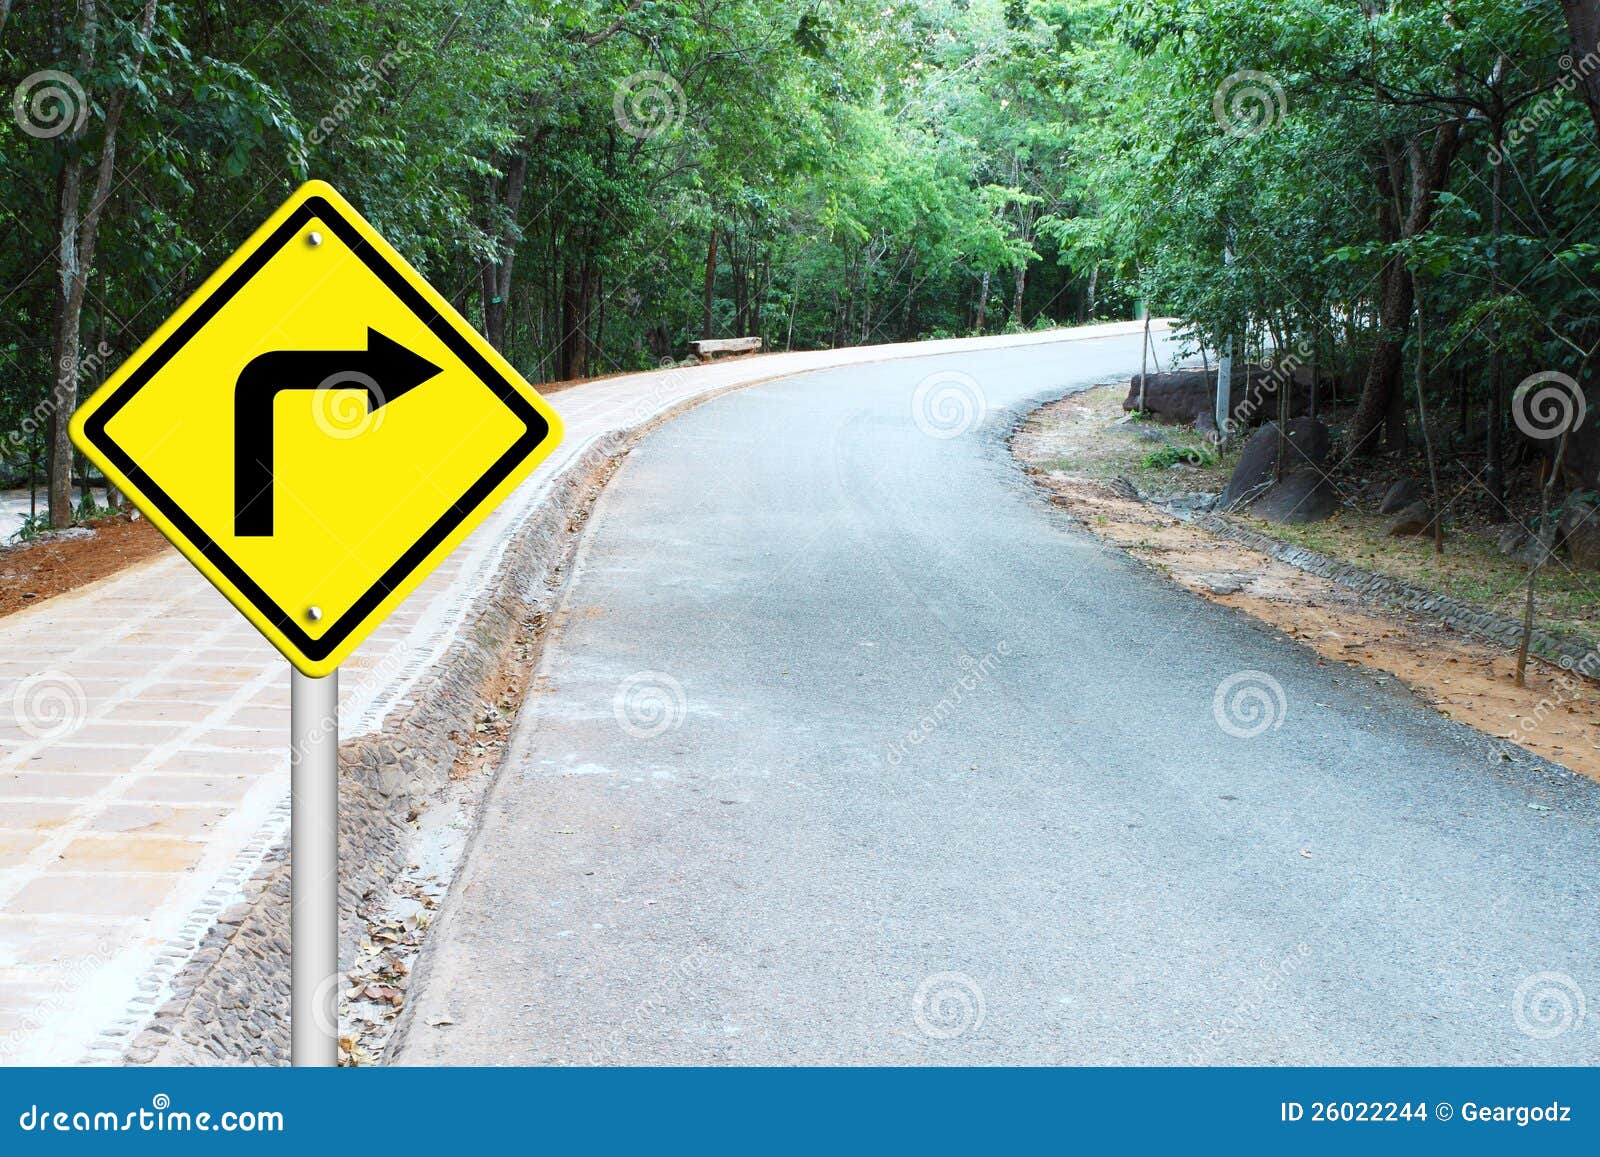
xmin=0 ymin=323 xmax=1154 ymax=1064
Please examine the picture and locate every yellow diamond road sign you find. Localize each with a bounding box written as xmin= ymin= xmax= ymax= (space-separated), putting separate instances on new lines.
xmin=71 ymin=180 xmax=564 ymax=677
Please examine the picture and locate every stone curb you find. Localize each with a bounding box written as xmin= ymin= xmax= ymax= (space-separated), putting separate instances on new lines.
xmin=1196 ymin=512 xmax=1600 ymax=677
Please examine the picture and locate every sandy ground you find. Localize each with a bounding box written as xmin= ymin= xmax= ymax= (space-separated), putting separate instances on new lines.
xmin=1015 ymin=390 xmax=1600 ymax=783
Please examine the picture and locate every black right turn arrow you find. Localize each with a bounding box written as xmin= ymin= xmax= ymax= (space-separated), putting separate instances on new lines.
xmin=233 ymin=328 xmax=441 ymax=537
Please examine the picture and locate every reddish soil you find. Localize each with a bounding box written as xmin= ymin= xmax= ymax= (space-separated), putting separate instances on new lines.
xmin=0 ymin=514 xmax=171 ymax=619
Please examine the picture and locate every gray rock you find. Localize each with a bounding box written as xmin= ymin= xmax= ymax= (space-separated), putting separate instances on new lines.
xmin=1496 ymin=524 xmax=1529 ymax=555
xmin=1222 ymin=419 xmax=1332 ymax=509
xmin=1379 ymin=478 xmax=1424 ymax=514
xmin=1123 ymin=364 xmax=1312 ymax=429
xmin=1162 ymin=492 xmax=1220 ymax=515
xmin=1384 ymin=500 xmax=1438 ymax=537
xmin=1249 ymin=468 xmax=1340 ymax=525
xmin=1557 ymin=498 xmax=1600 ymax=570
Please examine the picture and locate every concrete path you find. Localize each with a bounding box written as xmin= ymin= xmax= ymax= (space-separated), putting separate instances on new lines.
xmin=0 ymin=326 xmax=1134 ymax=1064
xmin=397 ymin=333 xmax=1599 ymax=1066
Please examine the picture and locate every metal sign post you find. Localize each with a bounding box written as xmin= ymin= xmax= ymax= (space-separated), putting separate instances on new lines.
xmin=290 ymin=667 xmax=339 ymax=1066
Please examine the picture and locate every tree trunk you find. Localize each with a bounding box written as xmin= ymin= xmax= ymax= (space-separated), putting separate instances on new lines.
xmin=48 ymin=0 xmax=158 ymax=528
xmin=1560 ymin=0 xmax=1600 ymax=139
xmin=974 ymin=271 xmax=990 ymax=333
xmin=729 ymin=222 xmax=746 ymax=334
xmin=1350 ymin=259 xmax=1414 ymax=454
xmin=1348 ymin=125 xmax=1461 ymax=456
xmin=480 ymin=149 xmax=529 ymax=352
xmin=1414 ymin=284 xmax=1444 ymax=554
xmin=1010 ymin=263 xmax=1026 ymax=329
xmin=701 ymin=229 xmax=718 ymax=340
xmin=559 ymin=254 xmax=593 ymax=381
xmin=49 ymin=157 xmax=85 ymax=528
xmin=1138 ymin=313 xmax=1150 ymax=412
xmin=1486 ymin=140 xmax=1507 ymax=501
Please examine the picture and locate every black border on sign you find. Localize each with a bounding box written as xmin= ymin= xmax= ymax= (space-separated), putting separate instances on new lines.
xmin=80 ymin=196 xmax=551 ymax=663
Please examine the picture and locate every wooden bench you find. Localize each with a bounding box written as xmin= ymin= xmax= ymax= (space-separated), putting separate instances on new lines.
xmin=689 ymin=336 xmax=762 ymax=359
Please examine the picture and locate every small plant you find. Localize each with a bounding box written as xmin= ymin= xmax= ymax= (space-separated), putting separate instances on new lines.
xmin=74 ymin=493 xmax=110 ymax=522
xmin=1141 ymin=444 xmax=1217 ymax=469
xmin=12 ymin=511 xmax=52 ymax=542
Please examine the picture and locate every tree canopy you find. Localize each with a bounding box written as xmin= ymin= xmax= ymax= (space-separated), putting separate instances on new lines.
xmin=3 ymin=0 xmax=1598 ymax=526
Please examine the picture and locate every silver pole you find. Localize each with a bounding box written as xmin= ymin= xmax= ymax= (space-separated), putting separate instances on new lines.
xmin=290 ymin=666 xmax=339 ymax=1066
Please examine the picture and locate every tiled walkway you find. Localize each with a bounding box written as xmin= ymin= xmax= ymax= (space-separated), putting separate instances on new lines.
xmin=0 ymin=323 xmax=1151 ymax=1063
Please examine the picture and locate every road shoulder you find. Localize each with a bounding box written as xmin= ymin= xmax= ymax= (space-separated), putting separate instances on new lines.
xmin=1013 ymin=385 xmax=1600 ymax=784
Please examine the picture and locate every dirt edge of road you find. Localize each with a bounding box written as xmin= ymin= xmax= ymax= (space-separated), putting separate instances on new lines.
xmin=124 ymin=383 xmax=760 ymax=1067
xmin=0 ymin=513 xmax=169 ymax=619
xmin=1013 ymin=388 xmax=1600 ymax=785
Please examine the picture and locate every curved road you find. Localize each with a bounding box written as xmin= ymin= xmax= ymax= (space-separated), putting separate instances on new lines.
xmin=397 ymin=334 xmax=1598 ymax=1065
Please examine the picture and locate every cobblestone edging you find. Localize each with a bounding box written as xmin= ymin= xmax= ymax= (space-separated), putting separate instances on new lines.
xmin=1196 ymin=513 xmax=1600 ymax=675
xmin=120 ymin=438 xmax=627 ymax=1065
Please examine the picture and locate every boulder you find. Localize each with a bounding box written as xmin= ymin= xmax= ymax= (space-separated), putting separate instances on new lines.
xmin=1359 ymin=479 xmax=1390 ymax=504
xmin=1567 ymin=522 xmax=1600 ymax=570
xmin=1248 ymin=468 xmax=1340 ymax=525
xmin=1123 ymin=363 xmax=1314 ymax=430
xmin=1496 ymin=524 xmax=1548 ymax=567
xmin=1378 ymin=478 xmax=1424 ymax=514
xmin=1497 ymin=524 xmax=1529 ymax=554
xmin=1221 ymin=419 xmax=1332 ymax=509
xmin=1124 ymin=369 xmax=1215 ymax=426
xmin=1384 ymin=500 xmax=1439 ymax=537
xmin=1558 ymin=497 xmax=1600 ymax=570
xmin=1555 ymin=423 xmax=1600 ymax=490
xmin=1226 ymin=363 xmax=1315 ymax=431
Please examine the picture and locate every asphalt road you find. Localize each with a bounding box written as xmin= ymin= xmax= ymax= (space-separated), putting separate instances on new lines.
xmin=396 ymin=333 xmax=1599 ymax=1065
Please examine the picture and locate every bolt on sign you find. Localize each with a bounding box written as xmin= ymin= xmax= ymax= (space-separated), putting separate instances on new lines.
xmin=71 ymin=180 xmax=565 ymax=676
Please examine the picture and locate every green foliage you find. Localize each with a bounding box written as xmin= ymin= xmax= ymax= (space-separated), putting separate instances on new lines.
xmin=1141 ymin=443 xmax=1216 ymax=469
xmin=12 ymin=512 xmax=54 ymax=543
xmin=0 ymin=0 xmax=1595 ymax=494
